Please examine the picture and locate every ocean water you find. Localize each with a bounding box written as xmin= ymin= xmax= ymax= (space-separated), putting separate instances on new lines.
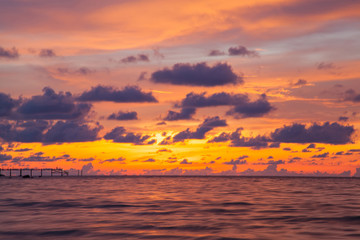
xmin=1 ymin=176 xmax=360 ymax=239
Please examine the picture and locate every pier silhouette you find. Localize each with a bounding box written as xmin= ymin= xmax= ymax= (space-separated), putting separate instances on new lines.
xmin=0 ymin=168 xmax=82 ymax=177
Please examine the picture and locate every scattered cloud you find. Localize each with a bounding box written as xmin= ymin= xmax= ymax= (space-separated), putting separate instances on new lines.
xmin=39 ymin=49 xmax=56 ymax=57
xmin=208 ymin=50 xmax=225 ymax=56
xmin=16 ymin=87 xmax=91 ymax=120
xmin=226 ymin=94 xmax=275 ymax=118
xmin=108 ymin=111 xmax=138 ymax=121
xmin=224 ymin=158 xmax=248 ymax=171
xmin=156 ymin=148 xmax=172 ymax=153
xmin=292 ymin=79 xmax=308 ymax=87
xmin=175 ymin=92 xmax=274 ymax=119
xmin=0 ymin=46 xmax=19 ymax=59
xmin=307 ymin=143 xmax=316 ymax=149
xmin=173 ymin=116 xmax=227 ymax=142
xmin=209 ymin=128 xmax=268 ymax=149
xmin=228 ymin=45 xmax=259 ymax=57
xmin=338 ymin=116 xmax=349 ymax=122
xmin=121 ymin=54 xmax=149 ymax=63
xmin=104 ymin=126 xmax=154 ymax=145
xmin=209 ymin=45 xmax=258 ymax=57
xmin=14 ymin=148 xmax=32 ymax=152
xmin=151 ymin=62 xmax=242 ymax=86
xmin=43 ymin=121 xmax=102 ymax=143
xmin=164 ymin=107 xmax=196 ymax=121
xmin=0 ymin=92 xmax=18 ymax=117
xmin=0 ymin=153 xmax=12 ymax=162
xmin=0 ymin=120 xmax=49 ymax=143
xmin=100 ymin=157 xmax=126 ymax=164
xmin=180 ymin=159 xmax=192 ymax=164
xmin=271 ymin=122 xmax=354 ymax=144
xmin=77 ymin=85 xmax=158 ymax=103
xmin=342 ymin=89 xmax=360 ymax=103
xmin=317 ymin=62 xmax=336 ymax=70
xmin=57 ymin=67 xmax=96 ymax=75
xmin=137 ymin=71 xmax=147 ymax=81
xmin=312 ymin=152 xmax=329 ymax=158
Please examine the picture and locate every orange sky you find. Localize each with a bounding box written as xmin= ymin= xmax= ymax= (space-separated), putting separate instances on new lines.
xmin=1 ymin=0 xmax=360 ymax=176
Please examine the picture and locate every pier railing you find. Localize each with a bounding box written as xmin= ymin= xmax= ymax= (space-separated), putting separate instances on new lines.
xmin=0 ymin=168 xmax=82 ymax=177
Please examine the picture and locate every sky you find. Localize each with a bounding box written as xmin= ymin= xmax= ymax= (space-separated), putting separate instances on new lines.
xmin=1 ymin=0 xmax=360 ymax=176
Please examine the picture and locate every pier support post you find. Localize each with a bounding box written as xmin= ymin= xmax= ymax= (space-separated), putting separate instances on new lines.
xmin=41 ymin=169 xmax=43 ymax=177
xmin=30 ymin=169 xmax=33 ymax=178
xmin=10 ymin=169 xmax=12 ymax=177
xmin=20 ymin=169 xmax=22 ymax=177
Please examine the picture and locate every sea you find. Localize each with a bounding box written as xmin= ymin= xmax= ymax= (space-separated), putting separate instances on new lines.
xmin=1 ymin=176 xmax=360 ymax=240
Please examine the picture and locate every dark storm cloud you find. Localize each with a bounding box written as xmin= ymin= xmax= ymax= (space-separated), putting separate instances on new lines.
xmin=43 ymin=121 xmax=102 ymax=143
xmin=0 ymin=46 xmax=19 ymax=59
xmin=228 ymin=45 xmax=259 ymax=57
xmin=0 ymin=120 xmax=49 ymax=143
xmin=343 ymin=89 xmax=360 ymax=102
xmin=16 ymin=87 xmax=91 ymax=120
xmin=270 ymin=122 xmax=354 ymax=144
xmin=108 ymin=111 xmax=138 ymax=121
xmin=39 ymin=49 xmax=56 ymax=57
xmin=120 ymin=54 xmax=149 ymax=63
xmin=0 ymin=92 xmax=18 ymax=117
xmin=151 ymin=62 xmax=242 ymax=86
xmin=177 ymin=92 xmax=274 ymax=118
xmin=226 ymin=94 xmax=275 ymax=118
xmin=164 ymin=107 xmax=196 ymax=121
xmin=173 ymin=116 xmax=227 ymax=142
xmin=104 ymin=126 xmax=154 ymax=145
xmin=77 ymin=85 xmax=158 ymax=103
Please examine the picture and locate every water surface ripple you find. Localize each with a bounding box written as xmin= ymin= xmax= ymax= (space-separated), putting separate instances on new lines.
xmin=1 ymin=176 xmax=360 ymax=239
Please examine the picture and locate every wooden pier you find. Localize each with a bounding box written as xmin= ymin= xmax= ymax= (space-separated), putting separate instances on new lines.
xmin=0 ymin=168 xmax=82 ymax=177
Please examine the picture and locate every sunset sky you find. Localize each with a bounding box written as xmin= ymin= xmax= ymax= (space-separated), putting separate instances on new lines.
xmin=1 ymin=0 xmax=360 ymax=176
